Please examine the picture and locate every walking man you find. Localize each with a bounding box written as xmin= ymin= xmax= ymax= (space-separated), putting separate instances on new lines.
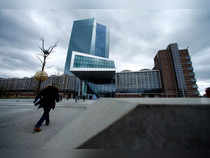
xmin=33 ymin=85 xmax=59 ymax=132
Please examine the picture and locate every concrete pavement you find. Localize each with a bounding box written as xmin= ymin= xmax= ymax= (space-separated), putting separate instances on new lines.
xmin=0 ymin=99 xmax=90 ymax=150
xmin=44 ymin=98 xmax=210 ymax=150
xmin=1 ymin=98 xmax=210 ymax=152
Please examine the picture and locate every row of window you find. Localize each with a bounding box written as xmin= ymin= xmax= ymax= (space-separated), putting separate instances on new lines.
xmin=117 ymin=82 xmax=160 ymax=89
xmin=73 ymin=55 xmax=115 ymax=69
xmin=116 ymin=72 xmax=161 ymax=89
xmin=0 ymin=76 xmax=79 ymax=91
xmin=88 ymin=83 xmax=116 ymax=93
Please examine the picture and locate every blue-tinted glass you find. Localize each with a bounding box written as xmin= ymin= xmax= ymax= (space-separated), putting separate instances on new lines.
xmin=169 ymin=43 xmax=186 ymax=92
xmin=64 ymin=18 xmax=110 ymax=74
xmin=71 ymin=19 xmax=94 ymax=53
xmin=95 ymin=23 xmax=106 ymax=58
xmin=73 ymin=55 xmax=115 ymax=69
xmin=64 ymin=18 xmax=95 ymax=74
xmin=88 ymin=82 xmax=116 ymax=93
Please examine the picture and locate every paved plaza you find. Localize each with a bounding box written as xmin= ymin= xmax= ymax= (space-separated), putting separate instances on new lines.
xmin=0 ymin=98 xmax=210 ymax=153
xmin=0 ymin=99 xmax=92 ymax=150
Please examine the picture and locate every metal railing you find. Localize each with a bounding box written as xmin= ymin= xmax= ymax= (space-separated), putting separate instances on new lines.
xmin=187 ymin=67 xmax=193 ymax=71
xmin=187 ymin=61 xmax=192 ymax=65
xmin=193 ymin=84 xmax=198 ymax=89
xmin=191 ymin=78 xmax=196 ymax=82
xmin=189 ymin=72 xmax=195 ymax=76
xmin=185 ymin=56 xmax=191 ymax=60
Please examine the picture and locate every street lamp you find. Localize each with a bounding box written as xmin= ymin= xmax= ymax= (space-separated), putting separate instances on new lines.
xmin=34 ymin=71 xmax=48 ymax=81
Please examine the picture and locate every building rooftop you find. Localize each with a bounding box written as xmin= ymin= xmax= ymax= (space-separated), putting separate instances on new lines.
xmin=118 ymin=69 xmax=159 ymax=73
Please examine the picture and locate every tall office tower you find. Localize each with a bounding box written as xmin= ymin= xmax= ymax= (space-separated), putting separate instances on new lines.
xmin=154 ymin=43 xmax=199 ymax=97
xmin=64 ymin=18 xmax=110 ymax=74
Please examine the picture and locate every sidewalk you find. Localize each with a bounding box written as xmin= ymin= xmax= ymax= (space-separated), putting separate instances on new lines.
xmin=1 ymin=98 xmax=210 ymax=151
xmin=0 ymin=100 xmax=87 ymax=151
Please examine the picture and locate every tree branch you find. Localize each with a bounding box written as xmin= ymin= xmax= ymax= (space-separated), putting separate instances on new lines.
xmin=48 ymin=42 xmax=58 ymax=53
xmin=36 ymin=56 xmax=43 ymax=64
xmin=41 ymin=38 xmax=44 ymax=50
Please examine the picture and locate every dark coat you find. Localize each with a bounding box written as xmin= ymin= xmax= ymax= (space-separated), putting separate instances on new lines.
xmin=34 ymin=86 xmax=59 ymax=109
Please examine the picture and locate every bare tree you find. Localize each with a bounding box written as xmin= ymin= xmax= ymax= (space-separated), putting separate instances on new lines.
xmin=35 ymin=39 xmax=58 ymax=93
xmin=38 ymin=39 xmax=57 ymax=71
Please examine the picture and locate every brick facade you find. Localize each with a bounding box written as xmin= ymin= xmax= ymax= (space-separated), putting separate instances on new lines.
xmin=154 ymin=44 xmax=199 ymax=97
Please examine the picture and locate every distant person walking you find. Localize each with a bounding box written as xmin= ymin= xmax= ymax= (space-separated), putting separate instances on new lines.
xmin=33 ymin=85 xmax=59 ymax=132
xmin=82 ymin=95 xmax=85 ymax=102
xmin=73 ymin=93 xmax=78 ymax=103
xmin=75 ymin=95 xmax=78 ymax=103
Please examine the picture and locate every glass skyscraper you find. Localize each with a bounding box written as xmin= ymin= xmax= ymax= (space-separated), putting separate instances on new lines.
xmin=64 ymin=18 xmax=115 ymax=97
xmin=64 ymin=18 xmax=110 ymax=74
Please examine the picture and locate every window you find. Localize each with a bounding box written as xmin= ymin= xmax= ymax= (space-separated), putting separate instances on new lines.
xmin=73 ymin=55 xmax=115 ymax=69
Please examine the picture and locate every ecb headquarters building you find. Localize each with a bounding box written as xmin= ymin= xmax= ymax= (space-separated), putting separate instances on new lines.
xmin=64 ymin=18 xmax=116 ymax=97
xmin=64 ymin=18 xmax=198 ymax=98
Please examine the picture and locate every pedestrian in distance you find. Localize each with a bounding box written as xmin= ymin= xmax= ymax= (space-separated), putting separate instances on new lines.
xmin=74 ymin=93 xmax=78 ymax=103
xmin=33 ymin=85 xmax=60 ymax=132
xmin=75 ymin=95 xmax=78 ymax=103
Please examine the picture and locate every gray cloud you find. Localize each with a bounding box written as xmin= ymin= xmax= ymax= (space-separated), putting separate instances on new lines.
xmin=0 ymin=10 xmax=40 ymax=50
xmin=0 ymin=0 xmax=209 ymax=9
xmin=0 ymin=9 xmax=210 ymax=94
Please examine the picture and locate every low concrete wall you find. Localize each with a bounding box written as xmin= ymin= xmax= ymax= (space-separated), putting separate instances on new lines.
xmin=79 ymin=105 xmax=210 ymax=150
xmin=44 ymin=98 xmax=210 ymax=150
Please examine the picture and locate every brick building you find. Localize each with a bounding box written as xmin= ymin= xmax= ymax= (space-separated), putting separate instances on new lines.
xmin=154 ymin=43 xmax=199 ymax=97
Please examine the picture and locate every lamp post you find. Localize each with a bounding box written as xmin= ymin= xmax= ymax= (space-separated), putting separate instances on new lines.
xmin=34 ymin=39 xmax=57 ymax=94
xmin=34 ymin=71 xmax=48 ymax=93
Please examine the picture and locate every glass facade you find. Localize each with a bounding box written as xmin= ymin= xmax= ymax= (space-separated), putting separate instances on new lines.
xmin=168 ymin=43 xmax=186 ymax=96
xmin=95 ymin=23 xmax=109 ymax=58
xmin=73 ymin=55 xmax=115 ymax=69
xmin=64 ymin=18 xmax=95 ymax=74
xmin=64 ymin=18 xmax=110 ymax=74
xmin=88 ymin=82 xmax=115 ymax=94
xmin=115 ymin=71 xmax=162 ymax=93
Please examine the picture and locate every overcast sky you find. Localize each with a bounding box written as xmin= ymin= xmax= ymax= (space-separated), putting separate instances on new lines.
xmin=0 ymin=9 xmax=210 ymax=95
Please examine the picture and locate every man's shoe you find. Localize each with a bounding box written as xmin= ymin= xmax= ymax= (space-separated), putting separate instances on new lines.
xmin=33 ymin=127 xmax=41 ymax=132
